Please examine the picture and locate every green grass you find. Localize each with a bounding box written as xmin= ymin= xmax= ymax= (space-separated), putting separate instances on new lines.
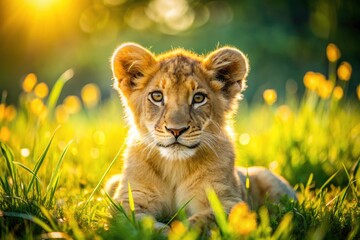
xmin=1 ymin=53 xmax=360 ymax=239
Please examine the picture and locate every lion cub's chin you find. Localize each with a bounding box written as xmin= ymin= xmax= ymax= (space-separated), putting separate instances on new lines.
xmin=158 ymin=145 xmax=197 ymax=161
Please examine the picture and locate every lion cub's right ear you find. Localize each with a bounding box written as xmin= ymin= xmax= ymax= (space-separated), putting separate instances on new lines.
xmin=111 ymin=43 xmax=157 ymax=97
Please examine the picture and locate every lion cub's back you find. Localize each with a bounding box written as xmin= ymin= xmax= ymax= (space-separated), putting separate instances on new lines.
xmin=237 ymin=167 xmax=297 ymax=209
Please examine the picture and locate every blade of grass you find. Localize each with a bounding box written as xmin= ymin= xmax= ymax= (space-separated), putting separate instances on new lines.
xmin=166 ymin=197 xmax=193 ymax=226
xmin=37 ymin=204 xmax=59 ymax=231
xmin=258 ymin=207 xmax=272 ymax=236
xmin=316 ymin=170 xmax=339 ymax=198
xmin=306 ymin=173 xmax=313 ymax=188
xmin=3 ymin=211 xmax=53 ymax=232
xmin=0 ymin=142 xmax=16 ymax=183
xmin=46 ymin=69 xmax=74 ymax=113
xmin=271 ymin=213 xmax=293 ymax=240
xmin=351 ymin=157 xmax=360 ymax=179
xmin=13 ymin=162 xmax=41 ymax=182
xmin=103 ymin=188 xmax=131 ymax=222
xmin=206 ymin=188 xmax=229 ymax=234
xmin=26 ymin=126 xmax=60 ymax=194
xmin=345 ymin=161 xmax=359 ymax=201
xmin=83 ymin=142 xmax=125 ymax=210
xmin=127 ymin=181 xmax=137 ymax=225
xmin=45 ymin=140 xmax=72 ymax=204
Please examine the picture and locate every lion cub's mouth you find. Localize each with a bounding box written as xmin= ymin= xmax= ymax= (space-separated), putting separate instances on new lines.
xmin=156 ymin=141 xmax=200 ymax=149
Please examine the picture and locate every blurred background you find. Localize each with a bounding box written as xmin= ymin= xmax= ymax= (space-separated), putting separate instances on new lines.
xmin=0 ymin=0 xmax=359 ymax=104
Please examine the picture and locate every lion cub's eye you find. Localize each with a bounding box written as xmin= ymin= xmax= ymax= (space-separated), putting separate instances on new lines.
xmin=149 ymin=91 xmax=163 ymax=105
xmin=192 ymin=93 xmax=207 ymax=107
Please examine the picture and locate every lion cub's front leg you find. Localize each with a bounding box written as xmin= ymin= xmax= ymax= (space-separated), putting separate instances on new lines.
xmin=177 ymin=171 xmax=245 ymax=229
xmin=105 ymin=174 xmax=171 ymax=231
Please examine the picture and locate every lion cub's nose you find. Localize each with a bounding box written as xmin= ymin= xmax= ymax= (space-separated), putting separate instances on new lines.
xmin=165 ymin=126 xmax=189 ymax=138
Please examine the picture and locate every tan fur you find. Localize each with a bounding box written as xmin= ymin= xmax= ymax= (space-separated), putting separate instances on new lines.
xmin=107 ymin=43 xmax=296 ymax=228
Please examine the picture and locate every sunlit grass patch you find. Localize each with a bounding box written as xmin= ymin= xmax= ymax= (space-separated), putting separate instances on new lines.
xmin=1 ymin=43 xmax=360 ymax=239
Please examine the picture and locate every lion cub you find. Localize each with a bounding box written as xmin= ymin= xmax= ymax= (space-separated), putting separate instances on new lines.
xmin=106 ymin=43 xmax=296 ymax=228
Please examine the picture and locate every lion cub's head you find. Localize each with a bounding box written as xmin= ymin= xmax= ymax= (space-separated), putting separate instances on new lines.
xmin=112 ymin=43 xmax=249 ymax=161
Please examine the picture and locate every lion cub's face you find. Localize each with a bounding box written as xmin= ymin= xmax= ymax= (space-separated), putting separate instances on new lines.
xmin=112 ymin=43 xmax=248 ymax=160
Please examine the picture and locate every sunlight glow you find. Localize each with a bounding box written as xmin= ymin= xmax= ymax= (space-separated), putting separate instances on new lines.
xmin=27 ymin=0 xmax=60 ymax=9
xmin=5 ymin=0 xmax=78 ymax=50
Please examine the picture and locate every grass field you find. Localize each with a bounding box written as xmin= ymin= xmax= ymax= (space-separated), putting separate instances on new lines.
xmin=1 ymin=44 xmax=360 ymax=239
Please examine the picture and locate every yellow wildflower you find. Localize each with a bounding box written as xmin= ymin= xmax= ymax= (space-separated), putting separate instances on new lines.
xmin=326 ymin=43 xmax=341 ymax=62
xmin=337 ymin=61 xmax=352 ymax=81
xmin=263 ymin=89 xmax=277 ymax=105
xmin=357 ymin=85 xmax=360 ymax=101
xmin=34 ymin=82 xmax=49 ymax=98
xmin=228 ymin=202 xmax=257 ymax=235
xmin=303 ymin=71 xmax=326 ymax=91
xmin=317 ymin=79 xmax=333 ymax=99
xmin=169 ymin=221 xmax=187 ymax=240
xmin=0 ymin=104 xmax=5 ymax=121
xmin=332 ymin=86 xmax=343 ymax=100
xmin=30 ymin=98 xmax=46 ymax=115
xmin=22 ymin=73 xmax=37 ymax=92
xmin=4 ymin=105 xmax=17 ymax=122
xmin=0 ymin=126 xmax=11 ymax=142
xmin=81 ymin=83 xmax=101 ymax=108
xmin=63 ymin=96 xmax=81 ymax=114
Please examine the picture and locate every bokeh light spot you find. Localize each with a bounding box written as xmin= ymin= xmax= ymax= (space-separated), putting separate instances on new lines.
xmin=146 ymin=0 xmax=194 ymax=34
xmin=239 ymin=133 xmax=250 ymax=146
xmin=263 ymin=89 xmax=277 ymax=105
xmin=55 ymin=105 xmax=69 ymax=123
xmin=125 ymin=5 xmax=152 ymax=30
xmin=269 ymin=161 xmax=279 ymax=171
xmin=80 ymin=4 xmax=110 ymax=33
xmin=21 ymin=148 xmax=31 ymax=157
xmin=93 ymin=130 xmax=106 ymax=145
xmin=276 ymin=105 xmax=292 ymax=122
xmin=63 ymin=96 xmax=81 ymax=114
xmin=81 ymin=83 xmax=101 ymax=109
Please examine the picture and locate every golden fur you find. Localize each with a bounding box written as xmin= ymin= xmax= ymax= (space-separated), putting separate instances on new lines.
xmin=106 ymin=43 xmax=296 ymax=228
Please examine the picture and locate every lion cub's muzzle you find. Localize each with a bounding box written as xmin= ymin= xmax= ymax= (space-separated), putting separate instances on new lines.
xmin=165 ymin=126 xmax=190 ymax=139
xmin=155 ymin=125 xmax=201 ymax=151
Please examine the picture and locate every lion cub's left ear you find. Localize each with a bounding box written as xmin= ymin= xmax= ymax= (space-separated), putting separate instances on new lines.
xmin=203 ymin=47 xmax=249 ymax=100
xmin=111 ymin=43 xmax=157 ymax=97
